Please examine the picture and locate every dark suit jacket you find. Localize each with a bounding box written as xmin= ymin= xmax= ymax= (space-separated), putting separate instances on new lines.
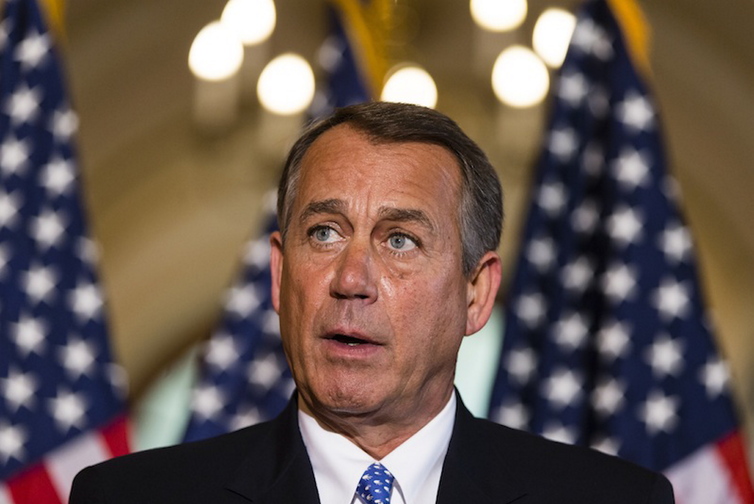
xmin=70 ymin=395 xmax=674 ymax=503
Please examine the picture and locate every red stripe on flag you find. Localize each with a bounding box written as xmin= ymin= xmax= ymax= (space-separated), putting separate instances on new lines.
xmin=100 ymin=416 xmax=131 ymax=458
xmin=7 ymin=462 xmax=62 ymax=504
xmin=718 ymin=431 xmax=754 ymax=504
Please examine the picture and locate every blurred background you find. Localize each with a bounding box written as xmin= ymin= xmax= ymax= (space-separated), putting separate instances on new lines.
xmin=60 ymin=0 xmax=754 ymax=449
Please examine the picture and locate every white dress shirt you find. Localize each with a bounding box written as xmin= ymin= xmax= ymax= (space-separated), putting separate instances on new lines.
xmin=298 ymin=392 xmax=457 ymax=504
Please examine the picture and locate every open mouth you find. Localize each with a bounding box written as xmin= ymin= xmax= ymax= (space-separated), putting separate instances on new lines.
xmin=329 ymin=334 xmax=372 ymax=346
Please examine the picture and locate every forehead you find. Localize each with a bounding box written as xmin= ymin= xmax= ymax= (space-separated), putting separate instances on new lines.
xmin=294 ymin=125 xmax=462 ymax=211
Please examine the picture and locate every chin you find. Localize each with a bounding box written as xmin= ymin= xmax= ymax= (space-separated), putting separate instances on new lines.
xmin=311 ymin=380 xmax=385 ymax=416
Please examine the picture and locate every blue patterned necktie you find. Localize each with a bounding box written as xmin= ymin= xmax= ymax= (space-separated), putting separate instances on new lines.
xmin=355 ymin=462 xmax=395 ymax=504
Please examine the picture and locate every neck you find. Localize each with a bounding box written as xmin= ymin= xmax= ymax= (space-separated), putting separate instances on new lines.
xmin=298 ymin=389 xmax=454 ymax=460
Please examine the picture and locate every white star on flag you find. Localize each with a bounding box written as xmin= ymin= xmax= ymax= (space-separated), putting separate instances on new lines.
xmin=59 ymin=338 xmax=98 ymax=379
xmin=542 ymin=422 xmax=578 ymax=444
xmin=700 ymin=358 xmax=730 ymax=399
xmin=243 ymin=238 xmax=271 ymax=268
xmin=653 ymin=277 xmax=690 ymax=321
xmin=247 ymin=353 xmax=284 ymax=388
xmin=515 ymin=292 xmax=547 ymax=329
xmin=493 ymin=401 xmax=529 ymax=429
xmin=0 ymin=135 xmax=30 ymax=174
xmin=12 ymin=313 xmax=47 ymax=356
xmin=548 ymin=127 xmax=579 ymax=162
xmin=226 ymin=284 xmax=261 ymax=318
xmin=538 ymin=181 xmax=567 ymax=217
xmin=558 ymin=71 xmax=589 ymax=107
xmin=69 ymin=281 xmax=104 ymax=321
xmin=527 ymin=236 xmax=556 ymax=273
xmin=602 ymin=262 xmax=638 ymax=303
xmin=659 ymin=222 xmax=692 ymax=264
xmin=31 ymin=208 xmax=66 ymax=248
xmin=191 ymin=385 xmax=225 ymax=421
xmin=639 ymin=390 xmax=679 ymax=435
xmin=581 ymin=143 xmax=605 ymax=175
xmin=14 ymin=28 xmax=49 ymax=70
xmin=0 ymin=368 xmax=38 ymax=412
xmin=230 ymin=407 xmax=262 ymax=431
xmin=616 ymin=91 xmax=655 ymax=132
xmin=0 ymin=423 xmax=27 ymax=464
xmin=48 ymin=389 xmax=88 ymax=432
xmin=612 ymin=147 xmax=650 ymax=190
xmin=562 ymin=256 xmax=594 ymax=293
xmin=592 ymin=378 xmax=626 ymax=417
xmin=204 ymin=333 xmax=241 ymax=371
xmin=554 ymin=312 xmax=589 ymax=350
xmin=4 ymin=83 xmax=41 ymax=125
xmin=586 ymin=84 xmax=610 ymax=118
xmin=0 ymin=190 xmax=21 ymax=227
xmin=504 ymin=347 xmax=537 ymax=385
xmin=41 ymin=155 xmax=76 ymax=195
xmin=543 ymin=368 xmax=582 ymax=408
xmin=22 ymin=263 xmax=57 ymax=303
xmin=645 ymin=335 xmax=684 ymax=378
xmin=263 ymin=309 xmax=280 ymax=334
xmin=591 ymin=436 xmax=620 ymax=456
xmin=50 ymin=106 xmax=79 ymax=141
xmin=607 ymin=205 xmax=643 ymax=246
xmin=596 ymin=320 xmax=632 ymax=361
xmin=570 ymin=199 xmax=599 ymax=234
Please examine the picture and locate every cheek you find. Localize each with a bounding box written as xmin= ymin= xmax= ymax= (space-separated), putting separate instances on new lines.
xmin=385 ymin=271 xmax=467 ymax=340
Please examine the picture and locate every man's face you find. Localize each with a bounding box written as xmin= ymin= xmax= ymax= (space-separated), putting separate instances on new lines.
xmin=270 ymin=125 xmax=480 ymax=427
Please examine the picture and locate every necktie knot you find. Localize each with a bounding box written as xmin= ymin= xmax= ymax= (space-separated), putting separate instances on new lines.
xmin=356 ymin=462 xmax=394 ymax=504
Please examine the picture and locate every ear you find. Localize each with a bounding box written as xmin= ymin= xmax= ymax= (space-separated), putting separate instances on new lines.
xmin=270 ymin=231 xmax=284 ymax=314
xmin=465 ymin=251 xmax=502 ymax=336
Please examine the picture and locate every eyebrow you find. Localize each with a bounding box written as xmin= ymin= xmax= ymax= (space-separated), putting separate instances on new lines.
xmin=298 ymin=199 xmax=436 ymax=233
xmin=378 ymin=207 xmax=435 ymax=233
xmin=299 ymin=198 xmax=346 ymax=224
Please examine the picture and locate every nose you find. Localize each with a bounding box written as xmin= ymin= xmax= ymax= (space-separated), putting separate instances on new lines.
xmin=330 ymin=240 xmax=378 ymax=302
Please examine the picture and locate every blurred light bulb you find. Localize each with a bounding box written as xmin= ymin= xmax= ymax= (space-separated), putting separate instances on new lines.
xmin=470 ymin=0 xmax=527 ymax=32
xmin=381 ymin=65 xmax=438 ymax=109
xmin=533 ymin=8 xmax=576 ymax=68
xmin=221 ymin=0 xmax=276 ymax=46
xmin=492 ymin=45 xmax=549 ymax=108
xmin=189 ymin=21 xmax=244 ymax=81
xmin=257 ymin=53 xmax=315 ymax=115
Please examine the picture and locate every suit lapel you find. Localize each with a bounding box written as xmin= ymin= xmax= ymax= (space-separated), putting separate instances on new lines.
xmin=436 ymin=396 xmax=528 ymax=504
xmin=224 ymin=397 xmax=321 ymax=504
xmin=219 ymin=393 xmax=528 ymax=503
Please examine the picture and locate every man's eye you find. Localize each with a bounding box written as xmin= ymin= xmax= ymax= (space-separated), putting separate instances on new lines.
xmin=310 ymin=226 xmax=338 ymax=243
xmin=388 ymin=233 xmax=417 ymax=251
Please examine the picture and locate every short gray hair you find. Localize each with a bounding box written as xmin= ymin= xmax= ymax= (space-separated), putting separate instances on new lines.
xmin=277 ymin=102 xmax=503 ymax=276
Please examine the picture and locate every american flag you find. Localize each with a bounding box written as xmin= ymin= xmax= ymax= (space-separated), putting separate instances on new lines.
xmin=0 ymin=0 xmax=129 ymax=502
xmin=487 ymin=1 xmax=754 ymax=502
xmin=183 ymin=0 xmax=389 ymax=442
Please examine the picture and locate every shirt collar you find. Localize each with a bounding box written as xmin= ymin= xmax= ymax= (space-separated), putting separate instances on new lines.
xmin=298 ymin=392 xmax=456 ymax=504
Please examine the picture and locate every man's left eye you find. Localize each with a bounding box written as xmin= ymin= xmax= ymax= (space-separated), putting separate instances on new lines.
xmin=388 ymin=234 xmax=417 ymax=251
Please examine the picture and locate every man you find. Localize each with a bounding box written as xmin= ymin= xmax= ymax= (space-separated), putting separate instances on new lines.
xmin=70 ymin=102 xmax=674 ymax=503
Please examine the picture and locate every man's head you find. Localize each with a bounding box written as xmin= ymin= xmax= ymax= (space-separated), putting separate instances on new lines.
xmin=269 ymin=102 xmax=503 ymax=455
xmin=277 ymin=102 xmax=503 ymax=277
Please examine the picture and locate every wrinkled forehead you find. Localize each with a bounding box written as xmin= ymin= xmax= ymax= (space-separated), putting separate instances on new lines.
xmin=289 ymin=124 xmax=464 ymax=227
xmin=298 ymin=124 xmax=461 ymax=192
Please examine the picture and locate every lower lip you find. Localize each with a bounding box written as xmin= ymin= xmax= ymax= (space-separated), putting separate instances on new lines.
xmin=322 ymin=338 xmax=384 ymax=359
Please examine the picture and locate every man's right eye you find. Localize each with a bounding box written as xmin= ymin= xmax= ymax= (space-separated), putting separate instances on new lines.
xmin=310 ymin=225 xmax=338 ymax=243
